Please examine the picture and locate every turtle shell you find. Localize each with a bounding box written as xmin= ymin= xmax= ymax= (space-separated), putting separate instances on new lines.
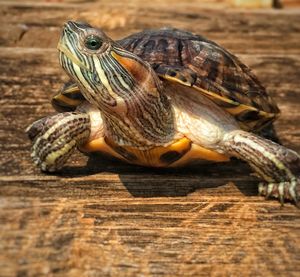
xmin=118 ymin=27 xmax=280 ymax=131
xmin=54 ymin=27 xmax=280 ymax=131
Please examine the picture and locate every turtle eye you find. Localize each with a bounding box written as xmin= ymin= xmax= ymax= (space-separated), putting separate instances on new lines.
xmin=84 ymin=35 xmax=102 ymax=50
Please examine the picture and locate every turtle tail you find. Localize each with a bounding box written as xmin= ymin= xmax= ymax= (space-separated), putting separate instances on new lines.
xmin=222 ymin=130 xmax=300 ymax=205
xmin=26 ymin=112 xmax=91 ymax=172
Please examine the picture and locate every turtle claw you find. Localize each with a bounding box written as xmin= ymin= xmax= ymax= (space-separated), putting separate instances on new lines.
xmin=258 ymin=179 xmax=300 ymax=207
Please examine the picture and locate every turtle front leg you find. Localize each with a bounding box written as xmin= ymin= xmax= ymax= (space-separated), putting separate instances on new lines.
xmin=222 ymin=130 xmax=300 ymax=205
xmin=26 ymin=112 xmax=91 ymax=172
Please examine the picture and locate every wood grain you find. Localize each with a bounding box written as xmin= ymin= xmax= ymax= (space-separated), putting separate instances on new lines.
xmin=0 ymin=1 xmax=300 ymax=276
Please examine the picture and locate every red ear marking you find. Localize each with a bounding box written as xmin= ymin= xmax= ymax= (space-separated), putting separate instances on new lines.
xmin=111 ymin=51 xmax=159 ymax=95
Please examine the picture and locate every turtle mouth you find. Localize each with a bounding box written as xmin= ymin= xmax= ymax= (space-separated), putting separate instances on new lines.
xmin=57 ymin=39 xmax=89 ymax=71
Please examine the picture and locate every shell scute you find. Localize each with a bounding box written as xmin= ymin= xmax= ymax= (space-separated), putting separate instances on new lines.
xmin=119 ymin=28 xmax=280 ymax=130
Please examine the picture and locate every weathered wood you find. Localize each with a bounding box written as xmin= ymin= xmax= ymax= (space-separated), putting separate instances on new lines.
xmin=0 ymin=1 xmax=300 ymax=276
xmin=230 ymin=0 xmax=273 ymax=8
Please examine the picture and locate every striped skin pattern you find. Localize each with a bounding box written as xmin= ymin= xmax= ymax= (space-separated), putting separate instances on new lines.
xmin=223 ymin=130 xmax=300 ymax=204
xmin=58 ymin=21 xmax=176 ymax=150
xmin=26 ymin=112 xmax=90 ymax=172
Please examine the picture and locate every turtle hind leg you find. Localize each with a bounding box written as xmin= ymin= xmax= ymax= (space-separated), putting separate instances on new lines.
xmin=222 ymin=130 xmax=300 ymax=205
xmin=26 ymin=112 xmax=91 ymax=172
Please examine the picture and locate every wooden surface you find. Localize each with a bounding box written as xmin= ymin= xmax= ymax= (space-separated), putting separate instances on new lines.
xmin=1 ymin=1 xmax=300 ymax=276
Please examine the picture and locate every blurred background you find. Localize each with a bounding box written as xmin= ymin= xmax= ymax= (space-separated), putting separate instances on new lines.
xmin=1 ymin=0 xmax=300 ymax=49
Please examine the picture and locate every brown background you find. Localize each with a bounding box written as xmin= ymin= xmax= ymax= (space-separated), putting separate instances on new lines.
xmin=0 ymin=0 xmax=300 ymax=276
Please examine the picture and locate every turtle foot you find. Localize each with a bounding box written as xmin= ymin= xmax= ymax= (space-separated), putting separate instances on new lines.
xmin=258 ymin=180 xmax=300 ymax=207
xmin=26 ymin=112 xmax=90 ymax=172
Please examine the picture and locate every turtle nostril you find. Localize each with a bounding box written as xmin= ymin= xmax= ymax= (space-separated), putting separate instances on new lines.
xmin=64 ymin=21 xmax=79 ymax=32
xmin=74 ymin=21 xmax=92 ymax=29
xmin=65 ymin=21 xmax=74 ymax=28
xmin=64 ymin=21 xmax=92 ymax=32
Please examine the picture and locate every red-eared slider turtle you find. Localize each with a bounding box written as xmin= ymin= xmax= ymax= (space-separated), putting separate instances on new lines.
xmin=27 ymin=21 xmax=300 ymax=205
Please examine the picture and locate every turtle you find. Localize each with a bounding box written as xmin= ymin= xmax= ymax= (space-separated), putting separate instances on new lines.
xmin=26 ymin=21 xmax=300 ymax=205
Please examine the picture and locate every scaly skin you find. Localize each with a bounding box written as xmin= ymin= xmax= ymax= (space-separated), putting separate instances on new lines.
xmin=26 ymin=112 xmax=90 ymax=172
xmin=222 ymin=130 xmax=300 ymax=205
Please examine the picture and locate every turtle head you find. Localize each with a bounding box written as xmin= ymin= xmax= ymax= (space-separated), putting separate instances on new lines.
xmin=58 ymin=21 xmax=174 ymax=147
xmin=57 ymin=21 xmax=161 ymax=114
xmin=58 ymin=21 xmax=116 ymax=110
xmin=58 ymin=21 xmax=112 ymax=72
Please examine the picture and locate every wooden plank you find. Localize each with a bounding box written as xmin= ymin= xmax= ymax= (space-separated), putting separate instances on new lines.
xmin=230 ymin=0 xmax=274 ymax=8
xmin=0 ymin=1 xmax=300 ymax=277
xmin=282 ymin=0 xmax=300 ymax=7
xmin=0 ymin=1 xmax=300 ymax=54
